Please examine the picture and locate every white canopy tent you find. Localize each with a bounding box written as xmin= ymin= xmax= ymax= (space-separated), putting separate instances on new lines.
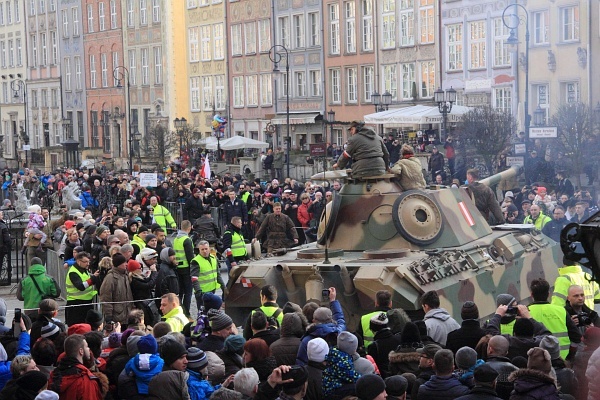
xmin=195 ymin=136 xmax=219 ymax=150
xmin=364 ymin=105 xmax=472 ymax=126
xmin=219 ymin=136 xmax=270 ymax=150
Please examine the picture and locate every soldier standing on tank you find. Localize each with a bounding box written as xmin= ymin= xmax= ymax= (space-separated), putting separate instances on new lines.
xmin=332 ymin=121 xmax=389 ymax=178
xmin=253 ymin=202 xmax=298 ymax=254
xmin=466 ymin=168 xmax=504 ymax=225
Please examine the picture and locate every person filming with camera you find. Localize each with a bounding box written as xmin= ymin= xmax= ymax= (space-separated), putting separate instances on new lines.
xmin=565 ymin=284 xmax=600 ymax=334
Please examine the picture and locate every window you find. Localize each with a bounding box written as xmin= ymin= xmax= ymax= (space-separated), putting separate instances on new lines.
xmin=187 ymin=0 xmax=197 ymax=7
xmin=493 ymin=19 xmax=511 ymax=67
xmin=233 ymin=76 xmax=244 ymax=107
xmin=154 ymin=46 xmax=161 ymax=84
xmin=258 ymin=19 xmax=270 ymax=52
xmin=90 ymin=54 xmax=96 ymax=88
xmin=190 ymin=77 xmax=200 ymax=110
xmin=112 ymin=51 xmax=118 ymax=86
xmin=244 ymin=22 xmax=256 ymax=54
xmin=419 ymin=0 xmax=433 ymax=44
xmin=382 ymin=0 xmax=395 ymax=48
xmin=188 ymin=27 xmax=199 ymax=61
xmin=201 ymin=25 xmax=211 ymax=60
xmin=2 ymin=83 xmax=7 ymax=104
xmin=87 ymin=4 xmax=93 ymax=32
xmin=141 ymin=48 xmax=149 ymax=85
xmin=330 ymin=68 xmax=341 ymax=103
xmin=98 ymin=2 xmax=105 ymax=31
xmin=1 ymin=42 xmax=5 ymax=68
xmin=14 ymin=0 xmax=19 ymax=22
xmin=31 ymin=90 xmax=38 ymax=107
xmin=346 ymin=67 xmax=357 ymax=103
xmin=329 ymin=4 xmax=339 ymax=54
xmin=494 ymin=87 xmax=512 ymax=113
xmin=6 ymin=1 xmax=11 ymax=24
xmin=15 ymin=38 xmax=21 ymax=65
xmin=128 ymin=50 xmax=136 ymax=85
xmin=40 ymin=32 xmax=47 ymax=65
xmin=72 ymin=7 xmax=79 ymax=36
xmin=75 ymin=56 xmax=81 ymax=90
xmin=533 ymin=10 xmax=549 ymax=45
xmin=30 ymin=34 xmax=37 ymax=66
xmin=215 ymin=75 xmax=225 ymax=110
xmin=50 ymin=0 xmax=55 ymax=12
xmin=470 ymin=21 xmax=486 ymax=69
xmin=101 ymin=53 xmax=108 ymax=87
xmin=295 ymin=71 xmax=306 ymax=97
xmin=139 ymin=0 xmax=147 ymax=25
xmin=281 ymin=72 xmax=288 ymax=96
xmin=535 ymin=84 xmax=549 ymax=123
xmin=247 ymin=75 xmax=258 ymax=106
xmin=399 ymin=0 xmax=414 ymax=46
xmin=260 ymin=74 xmax=272 ymax=106
xmin=447 ymin=24 xmax=462 ymax=71
xmin=560 ymin=6 xmax=579 ymax=42
xmin=231 ymin=24 xmax=242 ymax=56
xmin=0 ymin=4 xmax=4 ymax=25
xmin=102 ymin=110 xmax=110 ymax=153
xmin=344 ymin=2 xmax=355 ymax=53
xmin=565 ymin=82 xmax=579 ymax=103
xmin=62 ymin=10 xmax=68 ymax=37
xmin=29 ymin=0 xmax=35 ymax=16
xmin=361 ymin=0 xmax=373 ymax=51
xmin=362 ymin=65 xmax=374 ymax=102
xmin=39 ymin=0 xmax=45 ymax=14
xmin=401 ymin=63 xmax=414 ymax=99
xmin=382 ymin=64 xmax=397 ymax=100
xmin=309 ymin=70 xmax=321 ymax=97
xmin=152 ymin=0 xmax=160 ymax=23
xmin=50 ymin=31 xmax=57 ymax=63
xmin=127 ymin=0 xmax=134 ymax=27
xmin=214 ymin=23 xmax=223 ymax=59
xmin=278 ymin=16 xmax=289 ymax=48
xmin=293 ymin=14 xmax=304 ymax=48
xmin=41 ymin=89 xmax=47 ymax=107
xmin=91 ymin=111 xmax=98 ymax=147
xmin=420 ymin=61 xmax=434 ymax=98
xmin=7 ymin=39 xmax=12 ymax=66
xmin=110 ymin=0 xmax=117 ymax=28
xmin=308 ymin=12 xmax=319 ymax=46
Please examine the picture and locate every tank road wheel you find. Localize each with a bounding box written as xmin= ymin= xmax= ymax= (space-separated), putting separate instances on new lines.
xmin=392 ymin=190 xmax=443 ymax=246
xmin=317 ymin=192 xmax=342 ymax=245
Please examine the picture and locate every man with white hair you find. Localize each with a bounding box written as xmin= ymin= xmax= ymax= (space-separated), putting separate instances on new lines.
xmin=234 ymin=367 xmax=259 ymax=398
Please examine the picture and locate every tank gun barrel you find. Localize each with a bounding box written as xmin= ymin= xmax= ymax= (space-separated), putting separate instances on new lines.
xmin=479 ymin=165 xmax=521 ymax=187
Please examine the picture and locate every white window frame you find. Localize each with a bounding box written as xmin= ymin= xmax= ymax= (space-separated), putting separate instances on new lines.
xmin=399 ymin=1 xmax=414 ymax=46
xmin=14 ymin=0 xmax=19 ymax=23
xmin=16 ymin=38 xmax=21 ymax=66
xmin=258 ymin=19 xmax=271 ymax=52
xmin=112 ymin=51 xmax=118 ymax=86
xmin=231 ymin=24 xmax=242 ymax=56
xmin=141 ymin=48 xmax=149 ymax=85
xmin=419 ymin=0 xmax=434 ymax=44
xmin=101 ymin=53 xmax=108 ymax=87
xmin=560 ymin=6 xmax=579 ymax=42
xmin=29 ymin=0 xmax=35 ymax=16
xmin=536 ymin=84 xmax=549 ymax=123
xmin=51 ymin=31 xmax=57 ymax=64
xmin=244 ymin=21 xmax=256 ymax=55
xmin=493 ymin=18 xmax=511 ymax=67
xmin=565 ymin=81 xmax=579 ymax=103
xmin=382 ymin=0 xmax=396 ymax=49
xmin=447 ymin=24 xmax=462 ymax=71
xmin=39 ymin=0 xmax=45 ymax=14
xmin=140 ymin=0 xmax=147 ymax=25
xmin=62 ymin=10 xmax=68 ymax=38
xmin=361 ymin=0 xmax=373 ymax=51
xmin=152 ymin=0 xmax=160 ymax=23
xmin=1 ymin=42 xmax=6 ymax=68
xmin=0 ymin=3 xmax=5 ymax=25
xmin=346 ymin=67 xmax=357 ymax=103
xmin=494 ymin=87 xmax=512 ymax=113
xmin=127 ymin=0 xmax=134 ymax=27
xmin=308 ymin=12 xmax=319 ymax=47
xmin=329 ymin=4 xmax=339 ymax=55
xmin=190 ymin=77 xmax=200 ymax=111
xmin=330 ymin=68 xmax=341 ymax=103
xmin=30 ymin=34 xmax=37 ymax=67
xmin=200 ymin=25 xmax=211 ymax=61
xmin=293 ymin=14 xmax=305 ymax=49
xmin=383 ymin=64 xmax=397 ymax=100
xmin=90 ymin=54 xmax=97 ymax=88
xmin=469 ymin=20 xmax=486 ymax=69
xmin=278 ymin=16 xmax=289 ymax=48
xmin=72 ymin=7 xmax=79 ymax=36
xmin=98 ymin=2 xmax=105 ymax=31
xmin=215 ymin=75 xmax=225 ymax=110
xmin=110 ymin=0 xmax=117 ymax=29
xmin=41 ymin=89 xmax=47 ymax=108
xmin=154 ymin=46 xmax=161 ymax=84
xmin=75 ymin=56 xmax=82 ymax=90
xmin=6 ymin=1 xmax=11 ymax=24
xmin=7 ymin=39 xmax=12 ymax=67
xmin=246 ymin=75 xmax=258 ymax=106
xmin=420 ymin=61 xmax=434 ymax=98
xmin=260 ymin=74 xmax=272 ymax=106
xmin=295 ymin=71 xmax=306 ymax=97
xmin=213 ymin=23 xmax=223 ymax=59
xmin=533 ymin=10 xmax=549 ymax=45
xmin=401 ymin=63 xmax=414 ymax=100
xmin=40 ymin=32 xmax=47 ymax=65
xmin=128 ymin=50 xmax=136 ymax=85
xmin=233 ymin=76 xmax=244 ymax=108
xmin=309 ymin=70 xmax=321 ymax=97
xmin=344 ymin=2 xmax=356 ymax=53
xmin=362 ymin=65 xmax=373 ymax=102
xmin=188 ymin=27 xmax=199 ymax=62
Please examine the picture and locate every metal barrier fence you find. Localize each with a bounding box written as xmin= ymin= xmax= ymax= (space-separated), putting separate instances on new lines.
xmin=0 ymin=219 xmax=27 ymax=286
xmin=46 ymin=249 xmax=67 ymax=298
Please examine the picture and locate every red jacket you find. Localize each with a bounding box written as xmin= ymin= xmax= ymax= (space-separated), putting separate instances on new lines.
xmin=49 ymin=357 xmax=103 ymax=400
xmin=298 ymin=202 xmax=313 ymax=228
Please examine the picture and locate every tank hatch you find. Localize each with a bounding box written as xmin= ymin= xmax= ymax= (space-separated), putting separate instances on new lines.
xmin=297 ymin=248 xmax=345 ymax=259
xmin=362 ymin=249 xmax=411 ymax=259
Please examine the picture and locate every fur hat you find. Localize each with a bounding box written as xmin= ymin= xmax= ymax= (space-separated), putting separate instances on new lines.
xmin=527 ymin=347 xmax=552 ymax=373
xmin=356 ymin=374 xmax=386 ymax=400
xmin=337 ymin=331 xmax=358 ymax=355
xmin=307 ymin=337 xmax=329 ymax=362
xmin=461 ymin=301 xmax=479 ymax=320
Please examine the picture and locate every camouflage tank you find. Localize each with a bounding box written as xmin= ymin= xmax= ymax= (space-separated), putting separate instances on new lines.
xmin=225 ymin=166 xmax=562 ymax=330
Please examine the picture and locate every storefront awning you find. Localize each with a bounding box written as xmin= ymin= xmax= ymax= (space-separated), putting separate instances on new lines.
xmin=270 ymin=113 xmax=321 ymax=125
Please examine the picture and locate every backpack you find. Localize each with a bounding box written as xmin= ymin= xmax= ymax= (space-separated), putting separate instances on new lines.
xmin=191 ymin=307 xmax=211 ymax=343
xmin=254 ymin=307 xmax=282 ymax=329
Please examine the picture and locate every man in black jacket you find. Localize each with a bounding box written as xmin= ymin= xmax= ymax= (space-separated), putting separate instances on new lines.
xmin=542 ymin=205 xmax=569 ymax=242
xmin=184 ymin=188 xmax=205 ymax=221
xmin=428 ymin=147 xmax=445 ymax=182
xmin=0 ymin=211 xmax=10 ymax=285
xmin=455 ymin=364 xmax=502 ymax=400
xmin=446 ymin=301 xmax=486 ymax=355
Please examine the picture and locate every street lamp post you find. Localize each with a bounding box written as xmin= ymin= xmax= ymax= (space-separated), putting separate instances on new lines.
xmin=269 ymin=44 xmax=290 ymax=178
xmin=327 ymin=109 xmax=336 ymax=153
xmin=174 ymin=117 xmax=187 ymax=163
xmin=434 ymin=87 xmax=457 ymax=140
xmin=372 ymin=91 xmax=392 ymax=137
xmin=503 ymin=4 xmax=530 ymax=153
xmin=113 ymin=66 xmax=133 ymax=175
xmin=11 ymin=79 xmax=28 ymax=168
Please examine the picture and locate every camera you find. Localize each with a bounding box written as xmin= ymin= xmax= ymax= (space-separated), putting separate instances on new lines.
xmin=321 ymin=289 xmax=330 ymax=301
xmin=506 ymin=306 xmax=519 ymax=315
xmin=13 ymin=308 xmax=22 ymax=337
xmin=281 ymin=365 xmax=306 ymax=382
xmin=105 ymin=320 xmax=116 ymax=332
xmin=577 ymin=312 xmax=592 ymax=327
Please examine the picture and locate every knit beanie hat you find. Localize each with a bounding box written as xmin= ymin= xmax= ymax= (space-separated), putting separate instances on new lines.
xmin=41 ymin=322 xmax=60 ymax=340
xmin=160 ymin=337 xmax=188 ymax=367
xmin=121 ymin=328 xmax=136 ymax=346
xmin=369 ymin=312 xmax=389 ymax=331
xmin=127 ymin=259 xmax=142 ymax=272
xmin=144 ymin=234 xmax=157 ymax=243
xmin=496 ymin=294 xmax=516 ymax=307
xmin=95 ymin=225 xmax=109 ymax=236
xmin=584 ymin=326 xmax=600 ymax=347
xmin=187 ymin=347 xmax=209 ymax=371
xmin=16 ymin=370 xmax=47 ymax=392
xmin=137 ymin=334 xmax=158 ymax=354
xmin=307 ymin=337 xmax=329 ymax=363
xmin=356 ymin=374 xmax=386 ymax=400
xmin=202 ymin=293 xmax=223 ymax=311
xmin=473 ymin=363 xmax=499 ymax=383
xmin=337 ymin=331 xmax=358 ymax=356
xmin=108 ymin=332 xmax=122 ymax=349
xmin=385 ymin=375 xmax=408 ymax=400
xmin=461 ymin=301 xmax=479 ymax=320
xmin=126 ymin=335 xmax=142 ymax=357
xmin=224 ymin=335 xmax=246 ymax=355
xmin=112 ymin=253 xmax=127 ymax=268
xmin=85 ymin=309 xmax=104 ymax=327
xmin=513 ymin=318 xmax=535 ymax=337
xmin=68 ymin=323 xmax=91 ymax=336
xmin=34 ymin=390 xmax=59 ymax=400
xmin=527 ymin=347 xmax=552 ymax=373
xmin=400 ymin=321 xmax=422 ymax=345
xmin=312 ymin=307 xmax=333 ymax=323
xmin=539 ymin=335 xmax=561 ymax=360
xmin=208 ymin=309 xmax=233 ymax=332
xmin=138 ymin=225 xmax=149 ymax=234
xmin=455 ymin=346 xmax=477 ymax=370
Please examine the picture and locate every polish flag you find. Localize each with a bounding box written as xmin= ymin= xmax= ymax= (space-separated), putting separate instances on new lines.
xmin=202 ymin=157 xmax=211 ymax=179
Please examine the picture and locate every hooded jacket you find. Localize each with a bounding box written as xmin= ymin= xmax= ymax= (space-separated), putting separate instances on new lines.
xmin=296 ymin=300 xmax=346 ymax=365
xmin=423 ymin=308 xmax=461 ymax=346
xmin=270 ymin=313 xmax=304 ymax=366
xmin=16 ymin=263 xmax=60 ymax=309
xmin=49 ymin=356 xmax=103 ymax=400
xmin=124 ymin=353 xmax=165 ymax=395
xmin=336 ymin=127 xmax=389 ymax=178
xmin=508 ymin=368 xmax=560 ymax=400
xmin=388 ymin=345 xmax=421 ymax=376
xmin=187 ymin=369 xmax=215 ymax=400
xmin=99 ymin=266 xmax=134 ymax=325
xmin=322 ymin=347 xmax=361 ymax=396
xmin=155 ymin=249 xmax=180 ymax=301
xmin=0 ymin=332 xmax=30 ymax=391
xmin=391 ymin=156 xmax=427 ymax=190
xmin=147 ymin=370 xmax=191 ymax=400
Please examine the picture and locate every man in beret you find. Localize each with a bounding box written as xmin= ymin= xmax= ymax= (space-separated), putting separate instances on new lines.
xmin=333 ymin=121 xmax=390 ymax=178
xmin=455 ymin=363 xmax=502 ymax=400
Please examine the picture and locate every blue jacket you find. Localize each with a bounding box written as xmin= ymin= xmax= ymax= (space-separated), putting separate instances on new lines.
xmin=125 ymin=353 xmax=164 ymax=395
xmin=0 ymin=331 xmax=30 ymax=390
xmin=80 ymin=191 xmax=99 ymax=208
xmin=417 ymin=374 xmax=470 ymax=400
xmin=187 ymin=369 xmax=216 ymax=400
xmin=296 ymin=300 xmax=346 ymax=365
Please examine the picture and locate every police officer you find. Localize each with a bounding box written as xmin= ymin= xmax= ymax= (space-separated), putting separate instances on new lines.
xmin=222 ymin=216 xmax=248 ymax=271
xmin=150 ymin=196 xmax=177 ymax=231
xmin=65 ymin=251 xmax=100 ymax=326
xmin=243 ymin=285 xmax=283 ymax=340
xmin=551 ymin=259 xmax=600 ymax=309
xmin=173 ymin=220 xmax=195 ymax=315
xmin=222 ymin=187 xmax=248 ymax=230
xmin=190 ymin=240 xmax=225 ymax=308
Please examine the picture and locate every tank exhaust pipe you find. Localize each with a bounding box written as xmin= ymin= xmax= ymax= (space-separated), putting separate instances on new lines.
xmin=305 ymin=272 xmax=325 ymax=303
xmin=335 ymin=265 xmax=355 ymax=296
xmin=277 ymin=264 xmax=301 ymax=304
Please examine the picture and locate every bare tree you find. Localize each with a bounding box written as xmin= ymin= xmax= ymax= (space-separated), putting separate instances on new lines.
xmin=145 ymin=123 xmax=176 ymax=171
xmin=455 ymin=105 xmax=516 ymax=177
xmin=548 ymin=102 xmax=599 ymax=188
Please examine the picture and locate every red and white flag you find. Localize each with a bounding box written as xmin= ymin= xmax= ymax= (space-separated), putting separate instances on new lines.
xmin=458 ymin=201 xmax=475 ymax=227
xmin=240 ymin=278 xmax=252 ymax=288
xmin=202 ymin=157 xmax=211 ymax=179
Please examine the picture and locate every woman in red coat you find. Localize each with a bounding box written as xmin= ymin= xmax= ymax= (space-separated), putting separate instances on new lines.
xmin=298 ymin=194 xmax=314 ymax=242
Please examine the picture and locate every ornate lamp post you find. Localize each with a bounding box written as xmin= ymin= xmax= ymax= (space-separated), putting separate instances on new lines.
xmin=434 ymin=87 xmax=457 ymax=139
xmin=11 ymin=78 xmax=28 ymax=167
xmin=174 ymin=117 xmax=187 ymax=161
xmin=269 ymin=44 xmax=290 ymax=178
xmin=113 ymin=66 xmax=133 ymax=175
xmin=372 ymin=91 xmax=392 ymax=137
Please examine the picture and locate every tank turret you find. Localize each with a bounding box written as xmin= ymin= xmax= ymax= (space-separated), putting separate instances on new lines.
xmin=225 ymin=167 xmax=561 ymax=330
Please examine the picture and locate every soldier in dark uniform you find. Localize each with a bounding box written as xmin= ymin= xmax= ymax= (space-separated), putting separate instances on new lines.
xmin=252 ymin=202 xmax=298 ymax=254
xmin=333 ymin=121 xmax=389 ymax=178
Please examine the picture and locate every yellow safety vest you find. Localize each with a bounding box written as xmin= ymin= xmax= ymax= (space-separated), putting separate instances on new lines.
xmin=524 ymin=213 xmax=552 ymax=230
xmin=191 ymin=254 xmax=219 ymax=293
xmin=501 ymin=320 xmax=515 ymax=335
xmin=66 ymin=266 xmax=97 ymax=301
xmin=131 ymin=235 xmax=145 ymax=253
xmin=241 ymin=192 xmax=251 ymax=214
xmin=225 ymin=230 xmax=247 ymax=258
xmin=153 ymin=204 xmax=176 ymax=230
xmin=361 ymin=311 xmax=384 ymax=347
xmin=552 ymin=265 xmax=600 ymax=309
xmin=161 ymin=306 xmax=189 ymax=333
xmin=173 ymin=234 xmax=191 ymax=269
xmin=528 ymin=303 xmax=571 ymax=359
xmin=252 ymin=304 xmax=284 ymax=327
